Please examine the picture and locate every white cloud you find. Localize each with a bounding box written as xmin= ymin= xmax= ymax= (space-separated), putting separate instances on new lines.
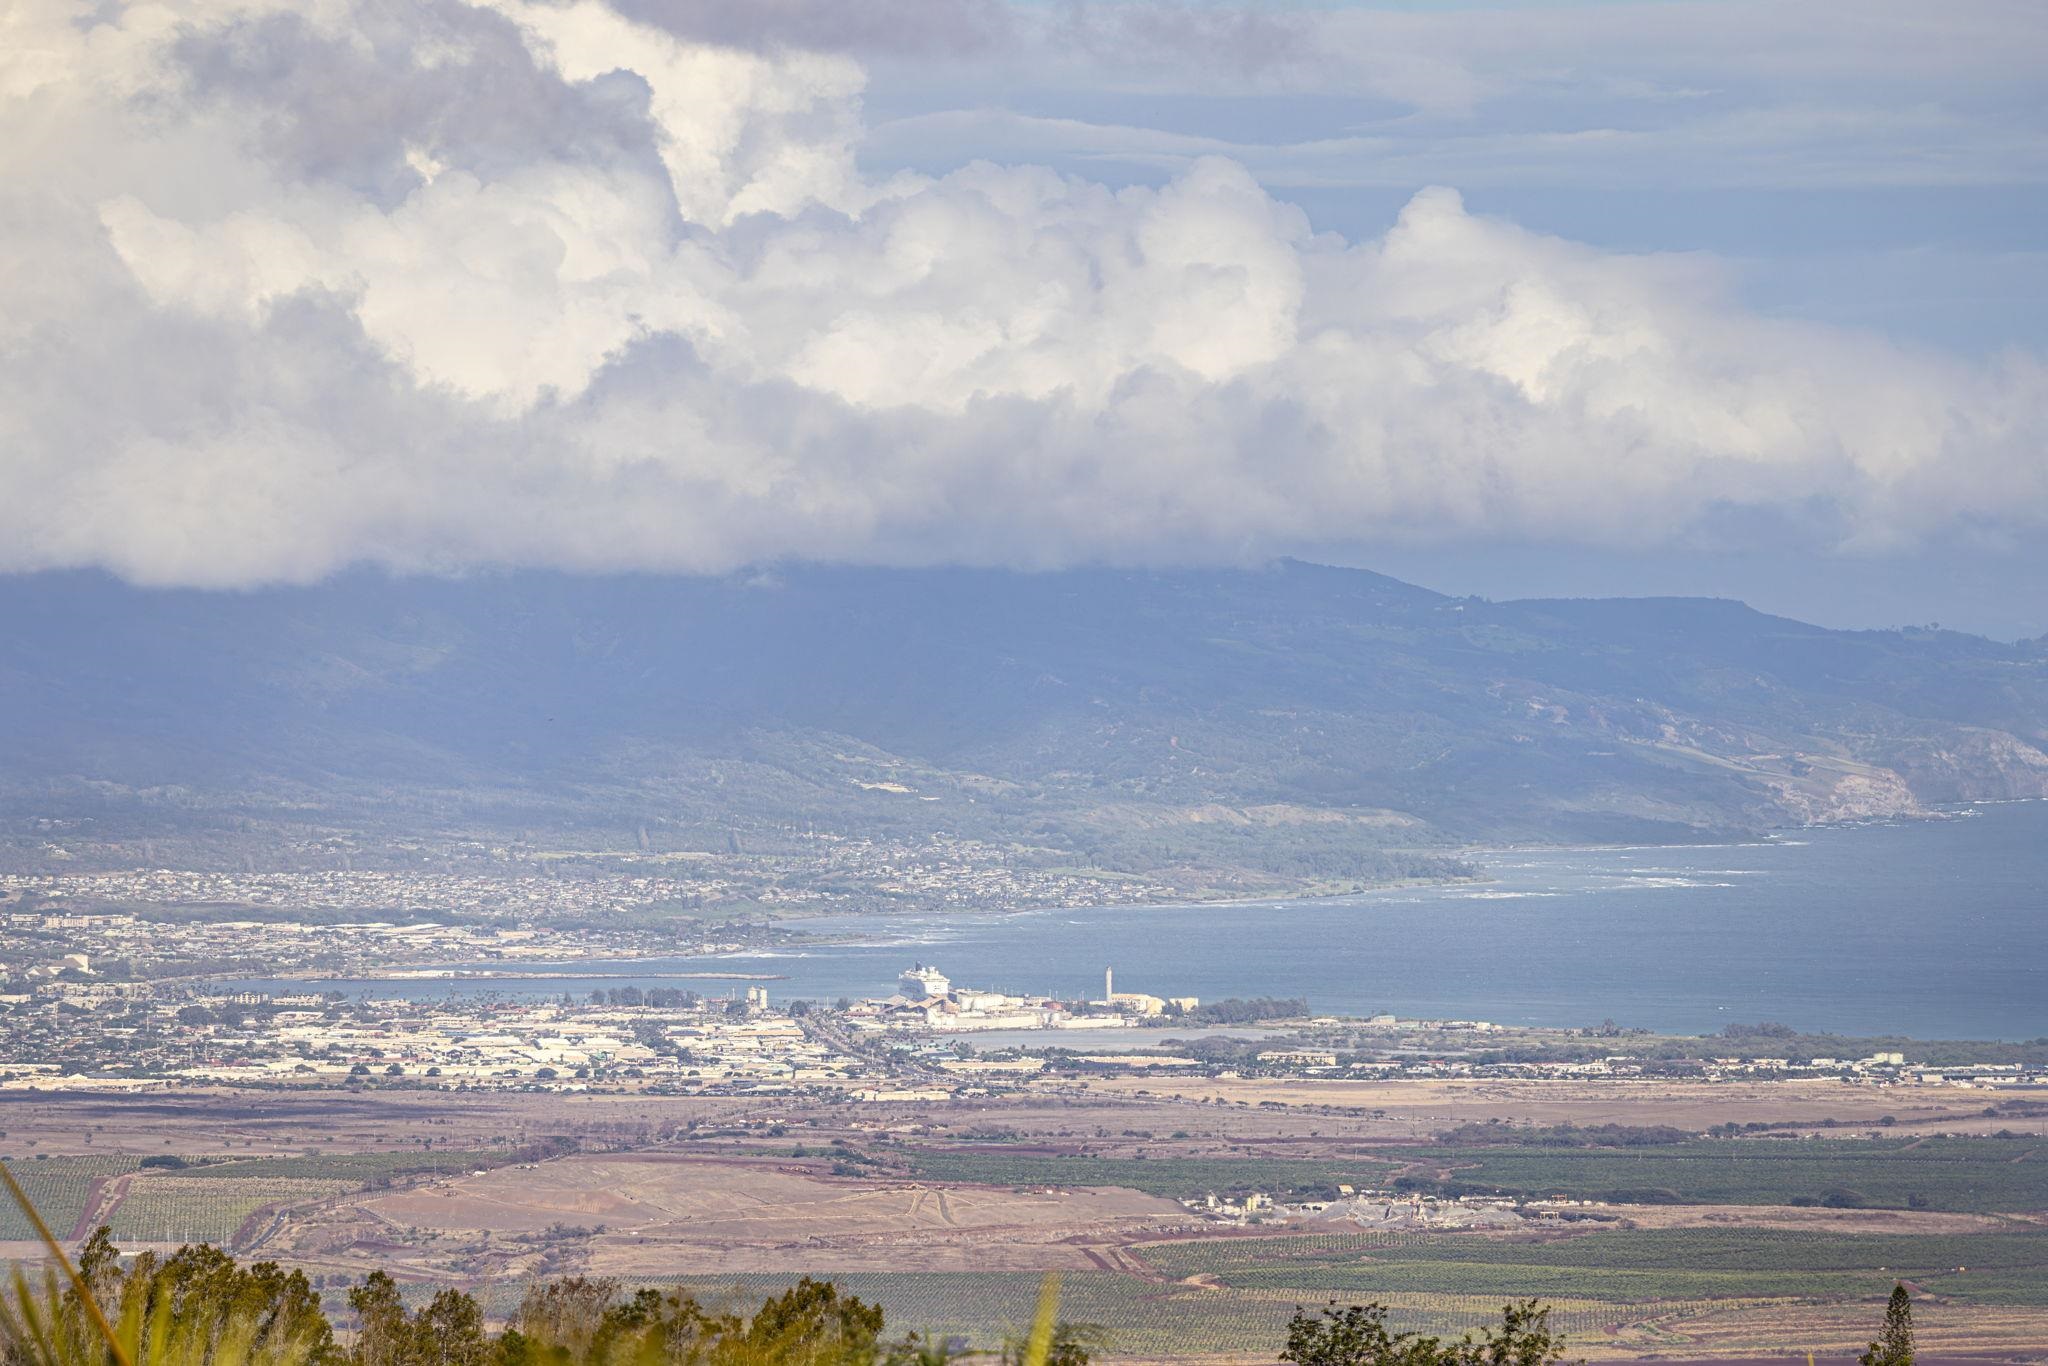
xmin=0 ymin=0 xmax=2043 ymax=587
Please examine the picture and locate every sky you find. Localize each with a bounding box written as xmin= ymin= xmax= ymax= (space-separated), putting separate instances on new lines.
xmin=3 ymin=0 xmax=2046 ymax=636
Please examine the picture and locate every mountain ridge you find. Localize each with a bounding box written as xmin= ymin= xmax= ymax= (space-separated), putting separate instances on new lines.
xmin=4 ymin=561 xmax=2046 ymax=884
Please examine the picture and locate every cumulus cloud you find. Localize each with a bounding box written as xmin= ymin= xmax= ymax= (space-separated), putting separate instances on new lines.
xmin=0 ymin=0 xmax=2043 ymax=587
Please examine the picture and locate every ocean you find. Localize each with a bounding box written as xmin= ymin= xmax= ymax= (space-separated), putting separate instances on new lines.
xmin=241 ymin=799 xmax=2048 ymax=1040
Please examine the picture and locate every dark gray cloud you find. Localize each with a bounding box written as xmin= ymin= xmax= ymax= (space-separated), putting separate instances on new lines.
xmin=171 ymin=0 xmax=668 ymax=208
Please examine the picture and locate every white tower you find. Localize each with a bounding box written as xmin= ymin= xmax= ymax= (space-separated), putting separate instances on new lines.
xmin=1104 ymin=966 xmax=1113 ymax=1002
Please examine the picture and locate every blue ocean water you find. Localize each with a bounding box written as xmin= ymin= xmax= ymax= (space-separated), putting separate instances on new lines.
xmin=257 ymin=800 xmax=2048 ymax=1040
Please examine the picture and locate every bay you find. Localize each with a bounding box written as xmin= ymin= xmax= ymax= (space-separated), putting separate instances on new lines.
xmin=239 ymin=800 xmax=2048 ymax=1040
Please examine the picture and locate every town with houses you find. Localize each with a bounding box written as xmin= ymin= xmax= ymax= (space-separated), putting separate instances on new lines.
xmin=3 ymin=864 xmax=2041 ymax=1106
xmin=1 ymin=910 xmax=2040 ymax=1100
xmin=0 ymin=833 xmax=1180 ymax=929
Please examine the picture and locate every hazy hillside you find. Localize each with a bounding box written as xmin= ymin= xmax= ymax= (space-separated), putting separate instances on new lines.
xmin=3 ymin=561 xmax=2046 ymax=879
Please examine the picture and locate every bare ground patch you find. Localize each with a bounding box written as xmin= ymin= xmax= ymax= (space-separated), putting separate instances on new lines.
xmin=277 ymin=1152 xmax=1196 ymax=1279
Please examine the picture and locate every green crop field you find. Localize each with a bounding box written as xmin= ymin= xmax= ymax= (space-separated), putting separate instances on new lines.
xmin=0 ymin=1157 xmax=140 ymax=1241
xmin=2 ymin=1152 xmax=507 ymax=1244
xmin=1134 ymin=1225 xmax=2048 ymax=1306
xmin=901 ymin=1151 xmax=1399 ymax=1199
xmin=900 ymin=1136 xmax=2044 ymax=1213
xmin=167 ymin=1151 xmax=509 ymax=1183
xmin=1401 ymin=1136 xmax=2046 ymax=1213
xmin=105 ymin=1176 xmax=353 ymax=1246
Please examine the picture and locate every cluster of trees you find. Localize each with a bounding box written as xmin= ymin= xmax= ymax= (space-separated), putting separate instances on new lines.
xmin=1281 ymin=1299 xmax=1570 ymax=1366
xmin=352 ymin=1272 xmax=912 ymax=1366
xmin=1165 ymin=998 xmax=1308 ymax=1025
xmin=585 ymin=989 xmax=701 ymax=1010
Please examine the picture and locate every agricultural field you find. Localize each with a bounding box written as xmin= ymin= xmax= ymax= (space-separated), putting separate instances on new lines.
xmin=901 ymin=1134 xmax=2047 ymax=1211
xmin=267 ymin=1153 xmax=1198 ymax=1282
xmin=901 ymin=1151 xmax=1400 ymax=1199
xmin=161 ymin=1151 xmax=509 ymax=1183
xmin=105 ymin=1176 xmax=353 ymax=1247
xmin=3 ymin=1151 xmax=509 ymax=1249
xmin=1400 ymin=1135 xmax=2048 ymax=1212
xmin=1134 ymin=1225 xmax=2048 ymax=1306
xmin=0 ymin=1156 xmax=139 ymax=1241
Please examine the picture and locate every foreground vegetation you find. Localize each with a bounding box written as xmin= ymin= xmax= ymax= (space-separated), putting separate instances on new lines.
xmin=0 ymin=1232 xmax=1592 ymax=1366
xmin=2 ymin=1234 xmax=949 ymax=1366
xmin=0 ymin=1234 xmax=1942 ymax=1366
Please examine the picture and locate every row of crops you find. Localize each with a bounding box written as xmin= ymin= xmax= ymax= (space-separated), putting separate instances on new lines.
xmin=1422 ymin=1135 xmax=2046 ymax=1213
xmin=154 ymin=1151 xmax=509 ymax=1182
xmin=2 ymin=1150 xmax=506 ymax=1247
xmin=0 ymin=1157 xmax=139 ymax=1240
xmin=105 ymin=1178 xmax=354 ymax=1246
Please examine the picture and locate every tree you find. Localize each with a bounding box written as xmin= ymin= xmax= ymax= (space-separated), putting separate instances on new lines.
xmin=1447 ymin=1300 xmax=1573 ymax=1366
xmin=1281 ymin=1300 xmax=1571 ymax=1366
xmin=411 ymin=1287 xmax=491 ymax=1366
xmin=348 ymin=1270 xmax=488 ymax=1366
xmin=511 ymin=1281 xmax=741 ymax=1364
xmin=743 ymin=1276 xmax=884 ymax=1364
xmin=509 ymin=1275 xmax=620 ymax=1360
xmin=1282 ymin=1302 xmax=1438 ymax=1366
xmin=1861 ymin=1285 xmax=1915 ymax=1366
xmin=348 ymin=1270 xmax=409 ymax=1366
xmin=62 ymin=1229 xmax=337 ymax=1366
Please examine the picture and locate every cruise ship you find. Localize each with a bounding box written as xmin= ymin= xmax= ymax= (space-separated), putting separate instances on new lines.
xmin=898 ymin=964 xmax=951 ymax=1000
